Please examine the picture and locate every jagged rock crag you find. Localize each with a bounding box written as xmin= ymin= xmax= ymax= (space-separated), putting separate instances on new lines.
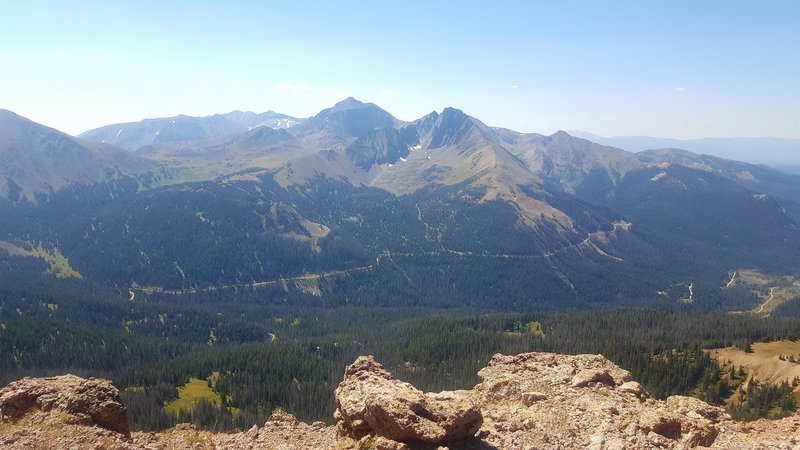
xmin=1 ymin=353 xmax=800 ymax=449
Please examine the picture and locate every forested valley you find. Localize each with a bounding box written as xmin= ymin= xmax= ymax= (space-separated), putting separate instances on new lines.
xmin=1 ymin=268 xmax=799 ymax=432
xmin=2 ymin=157 xmax=800 ymax=433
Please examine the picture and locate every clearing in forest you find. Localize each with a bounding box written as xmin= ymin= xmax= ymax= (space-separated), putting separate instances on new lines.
xmin=708 ymin=340 xmax=800 ymax=389
xmin=163 ymin=374 xmax=233 ymax=415
xmin=723 ymin=269 xmax=800 ymax=316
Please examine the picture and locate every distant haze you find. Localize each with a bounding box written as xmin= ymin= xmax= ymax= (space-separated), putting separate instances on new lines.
xmin=569 ymin=132 xmax=800 ymax=167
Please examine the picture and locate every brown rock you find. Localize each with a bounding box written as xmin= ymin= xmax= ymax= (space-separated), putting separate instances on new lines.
xmin=571 ymin=368 xmax=616 ymax=388
xmin=666 ymin=396 xmax=729 ymax=423
xmin=0 ymin=374 xmax=129 ymax=436
xmin=335 ymin=356 xmax=482 ymax=444
xmin=521 ymin=391 xmax=548 ymax=406
xmin=4 ymin=352 xmax=800 ymax=449
xmin=638 ymin=413 xmax=683 ymax=440
xmin=619 ymin=381 xmax=647 ymax=399
xmin=684 ymin=422 xmax=720 ymax=447
xmin=173 ymin=423 xmax=199 ymax=431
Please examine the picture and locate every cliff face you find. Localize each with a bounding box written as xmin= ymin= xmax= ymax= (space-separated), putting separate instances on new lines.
xmin=1 ymin=352 xmax=799 ymax=449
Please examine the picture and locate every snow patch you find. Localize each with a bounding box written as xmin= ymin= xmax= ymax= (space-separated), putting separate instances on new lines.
xmin=650 ymin=172 xmax=668 ymax=182
xmin=115 ymin=129 xmax=123 ymax=139
xmin=399 ymin=157 xmax=407 ymax=162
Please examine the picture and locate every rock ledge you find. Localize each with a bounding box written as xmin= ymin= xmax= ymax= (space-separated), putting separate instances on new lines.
xmin=2 ymin=352 xmax=800 ymax=449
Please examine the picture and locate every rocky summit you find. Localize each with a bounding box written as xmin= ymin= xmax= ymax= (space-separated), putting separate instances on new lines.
xmin=1 ymin=353 xmax=799 ymax=449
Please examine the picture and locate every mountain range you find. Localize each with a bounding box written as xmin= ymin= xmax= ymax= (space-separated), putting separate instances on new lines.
xmin=1 ymin=98 xmax=799 ymax=312
xmin=79 ymin=110 xmax=304 ymax=152
xmin=569 ymin=131 xmax=800 ymax=167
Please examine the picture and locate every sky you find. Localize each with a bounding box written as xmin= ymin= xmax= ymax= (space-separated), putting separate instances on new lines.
xmin=1 ymin=1 xmax=799 ymax=139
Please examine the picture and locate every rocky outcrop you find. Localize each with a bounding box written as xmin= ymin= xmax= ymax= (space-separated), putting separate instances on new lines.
xmin=2 ymin=352 xmax=800 ymax=449
xmin=0 ymin=374 xmax=129 ymax=436
xmin=334 ymin=355 xmax=483 ymax=447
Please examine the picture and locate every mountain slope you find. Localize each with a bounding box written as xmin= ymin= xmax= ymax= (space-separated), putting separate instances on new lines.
xmin=221 ymin=110 xmax=304 ymax=130
xmin=80 ymin=114 xmax=246 ymax=151
xmin=292 ymin=97 xmax=400 ymax=150
xmin=494 ymin=129 xmax=643 ymax=202
xmin=636 ymin=148 xmax=800 ymax=205
xmin=607 ymin=164 xmax=800 ymax=272
xmin=370 ymin=108 xmax=583 ymax=229
xmin=0 ymin=109 xmax=159 ymax=201
xmin=80 ymin=111 xmax=305 ymax=152
xmin=135 ymin=126 xmax=305 ymax=179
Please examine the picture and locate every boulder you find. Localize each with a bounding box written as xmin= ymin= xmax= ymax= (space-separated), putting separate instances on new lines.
xmin=665 ymin=395 xmax=730 ymax=423
xmin=0 ymin=374 xmax=129 ymax=436
xmin=571 ymin=368 xmax=616 ymax=388
xmin=335 ymin=356 xmax=482 ymax=444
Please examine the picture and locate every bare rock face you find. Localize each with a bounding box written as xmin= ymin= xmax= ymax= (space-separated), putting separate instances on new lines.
xmin=334 ymin=355 xmax=483 ymax=446
xmin=0 ymin=374 xmax=129 ymax=436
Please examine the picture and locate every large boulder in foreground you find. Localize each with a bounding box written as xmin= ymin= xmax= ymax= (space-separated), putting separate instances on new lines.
xmin=0 ymin=374 xmax=129 ymax=436
xmin=334 ymin=355 xmax=482 ymax=445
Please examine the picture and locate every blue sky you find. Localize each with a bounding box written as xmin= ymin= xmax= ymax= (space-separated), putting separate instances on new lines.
xmin=1 ymin=1 xmax=798 ymax=138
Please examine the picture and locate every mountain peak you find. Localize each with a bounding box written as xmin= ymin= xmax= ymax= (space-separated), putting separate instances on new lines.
xmin=551 ymin=130 xmax=572 ymax=139
xmin=332 ymin=97 xmax=367 ymax=111
xmin=426 ymin=107 xmax=477 ymax=149
xmin=0 ymin=108 xmax=21 ymax=119
xmin=295 ymin=98 xmax=396 ymax=142
xmin=440 ymin=106 xmax=467 ymax=118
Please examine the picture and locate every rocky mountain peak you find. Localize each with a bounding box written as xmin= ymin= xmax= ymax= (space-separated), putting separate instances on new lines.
xmin=426 ymin=107 xmax=477 ymax=149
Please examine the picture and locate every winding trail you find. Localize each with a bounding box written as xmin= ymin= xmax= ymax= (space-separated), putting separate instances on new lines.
xmin=756 ymin=287 xmax=777 ymax=315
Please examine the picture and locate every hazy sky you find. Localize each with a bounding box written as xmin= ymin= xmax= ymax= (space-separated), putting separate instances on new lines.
xmin=2 ymin=1 xmax=798 ymax=138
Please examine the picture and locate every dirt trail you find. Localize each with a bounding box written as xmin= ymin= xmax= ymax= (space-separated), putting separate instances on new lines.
xmin=756 ymin=287 xmax=777 ymax=315
xmin=725 ymin=271 xmax=737 ymax=288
